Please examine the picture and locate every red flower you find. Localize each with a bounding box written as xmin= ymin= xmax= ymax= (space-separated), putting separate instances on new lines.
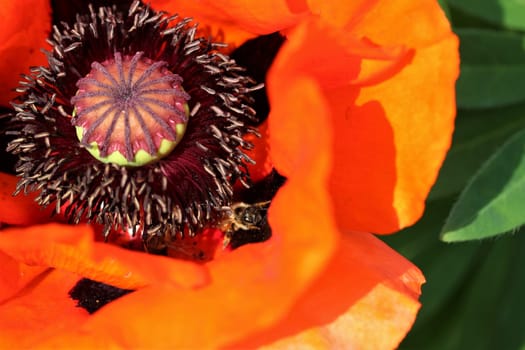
xmin=0 ymin=0 xmax=458 ymax=348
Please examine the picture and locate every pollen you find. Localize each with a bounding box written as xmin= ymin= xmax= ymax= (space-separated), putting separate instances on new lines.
xmin=71 ymin=52 xmax=190 ymax=166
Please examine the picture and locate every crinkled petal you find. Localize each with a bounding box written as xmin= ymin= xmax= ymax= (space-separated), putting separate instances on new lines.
xmin=228 ymin=232 xmax=424 ymax=349
xmin=328 ymin=35 xmax=459 ymax=233
xmin=0 ymin=224 xmax=209 ymax=290
xmin=269 ymin=5 xmax=459 ymax=233
xmin=267 ymin=20 xmax=410 ymax=175
xmin=0 ymin=251 xmax=47 ymax=302
xmin=329 ymin=0 xmax=459 ymax=232
xmin=0 ymin=224 xmax=209 ymax=348
xmin=259 ymin=284 xmax=421 ymax=350
xmin=0 ymin=0 xmax=50 ymax=106
xmin=0 ymin=268 xmax=89 ymax=349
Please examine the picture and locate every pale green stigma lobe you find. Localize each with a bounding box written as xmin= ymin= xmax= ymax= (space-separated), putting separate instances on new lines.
xmin=71 ymin=52 xmax=190 ymax=167
xmin=75 ymin=125 xmax=186 ymax=166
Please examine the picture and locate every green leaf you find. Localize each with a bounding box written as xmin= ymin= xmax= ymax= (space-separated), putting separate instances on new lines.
xmin=430 ymin=102 xmax=525 ymax=199
xmin=456 ymin=28 xmax=525 ymax=109
xmin=448 ymin=4 xmax=501 ymax=29
xmin=383 ymin=199 xmax=525 ymax=350
xmin=448 ymin=0 xmax=525 ymax=30
xmin=438 ymin=0 xmax=451 ymax=20
xmin=403 ymin=233 xmax=525 ymax=350
xmin=441 ymin=128 xmax=525 ymax=242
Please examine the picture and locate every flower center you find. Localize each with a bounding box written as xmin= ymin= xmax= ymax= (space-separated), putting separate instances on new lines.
xmin=6 ymin=2 xmax=276 ymax=249
xmin=71 ymin=52 xmax=190 ymax=166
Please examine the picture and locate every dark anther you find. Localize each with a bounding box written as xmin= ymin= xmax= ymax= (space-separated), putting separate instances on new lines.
xmin=51 ymin=0 xmax=134 ymax=26
xmin=0 ymin=109 xmax=17 ymax=174
xmin=231 ymin=33 xmax=286 ymax=126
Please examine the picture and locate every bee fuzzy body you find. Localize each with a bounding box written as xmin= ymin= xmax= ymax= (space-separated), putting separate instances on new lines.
xmin=220 ymin=201 xmax=272 ymax=249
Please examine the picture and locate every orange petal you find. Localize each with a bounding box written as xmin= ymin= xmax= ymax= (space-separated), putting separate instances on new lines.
xmin=307 ymin=0 xmax=380 ymax=29
xmin=0 ymin=251 xmax=48 ymax=302
xmin=0 ymin=0 xmax=50 ymax=106
xmin=259 ymin=284 xmax=421 ymax=349
xmin=150 ymin=0 xmax=308 ymax=35
xmin=40 ymin=181 xmax=337 ymax=348
xmin=0 ymin=269 xmax=89 ymax=349
xmin=0 ymin=172 xmax=53 ymax=225
xmin=35 ymin=75 xmax=339 ymax=349
xmin=266 ymin=74 xmax=333 ymax=178
xmin=229 ymin=232 xmax=424 ymax=349
xmin=267 ymin=21 xmax=411 ymax=178
xmin=269 ymin=7 xmax=458 ymax=233
xmin=352 ymin=0 xmax=453 ymax=47
xmin=269 ymin=20 xmax=410 ymax=91
xmin=328 ymin=34 xmax=459 ymax=233
xmin=0 ymin=223 xmax=209 ymax=290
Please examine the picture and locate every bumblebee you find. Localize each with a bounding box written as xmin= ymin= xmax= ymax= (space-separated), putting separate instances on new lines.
xmin=219 ymin=200 xmax=272 ymax=249
xmin=139 ymin=170 xmax=284 ymax=253
xmin=140 ymin=200 xmax=272 ymax=254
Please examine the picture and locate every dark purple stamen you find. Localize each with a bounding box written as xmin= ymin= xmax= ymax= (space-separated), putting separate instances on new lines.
xmin=6 ymin=1 xmax=263 ymax=245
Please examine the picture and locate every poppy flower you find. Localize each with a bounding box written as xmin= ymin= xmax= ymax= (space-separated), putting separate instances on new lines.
xmin=0 ymin=0 xmax=458 ymax=349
